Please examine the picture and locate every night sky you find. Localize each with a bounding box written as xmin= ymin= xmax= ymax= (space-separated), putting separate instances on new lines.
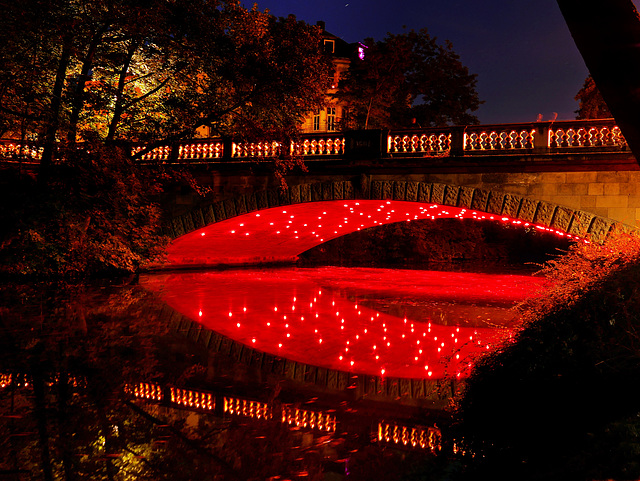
xmin=253 ymin=0 xmax=640 ymax=125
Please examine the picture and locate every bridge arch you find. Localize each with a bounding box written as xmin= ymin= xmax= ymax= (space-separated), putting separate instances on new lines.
xmin=162 ymin=180 xmax=625 ymax=268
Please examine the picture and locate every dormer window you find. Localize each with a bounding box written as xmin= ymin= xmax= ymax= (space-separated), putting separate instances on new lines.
xmin=324 ymin=39 xmax=335 ymax=54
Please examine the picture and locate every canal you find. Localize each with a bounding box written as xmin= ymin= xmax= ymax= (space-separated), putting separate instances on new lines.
xmin=141 ymin=266 xmax=548 ymax=380
xmin=0 ymin=220 xmax=571 ymax=480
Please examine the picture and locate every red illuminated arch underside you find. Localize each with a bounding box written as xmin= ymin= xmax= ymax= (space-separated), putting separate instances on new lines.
xmin=166 ymin=200 xmax=581 ymax=268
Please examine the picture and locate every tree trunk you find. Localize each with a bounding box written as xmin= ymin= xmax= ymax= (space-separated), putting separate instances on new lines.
xmin=106 ymin=40 xmax=139 ymax=143
xmin=32 ymin=372 xmax=54 ymax=481
xmin=39 ymin=32 xmax=73 ymax=186
xmin=68 ymin=26 xmax=107 ymax=145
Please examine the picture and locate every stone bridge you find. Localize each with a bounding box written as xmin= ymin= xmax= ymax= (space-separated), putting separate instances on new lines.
xmin=143 ymin=119 xmax=636 ymax=267
xmin=3 ymin=118 xmax=637 ymax=266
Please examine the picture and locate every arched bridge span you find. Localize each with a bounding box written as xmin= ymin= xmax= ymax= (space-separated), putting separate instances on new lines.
xmin=163 ymin=180 xmax=624 ymax=269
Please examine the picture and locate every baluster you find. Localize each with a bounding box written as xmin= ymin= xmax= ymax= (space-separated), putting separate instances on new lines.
xmin=318 ymin=139 xmax=326 ymax=155
xmin=568 ymin=129 xmax=578 ymax=147
xmin=488 ymin=131 xmax=499 ymax=150
xmin=479 ymin=132 xmax=489 ymax=150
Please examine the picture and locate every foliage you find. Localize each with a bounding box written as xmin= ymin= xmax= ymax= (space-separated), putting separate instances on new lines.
xmin=0 ymin=0 xmax=330 ymax=278
xmin=453 ymin=230 xmax=640 ymax=480
xmin=0 ymin=146 xmax=168 ymax=278
xmin=0 ymin=0 xmax=329 ymax=146
xmin=336 ymin=29 xmax=481 ymax=130
xmin=575 ymin=75 xmax=612 ymax=119
xmin=0 ymin=283 xmax=341 ymax=480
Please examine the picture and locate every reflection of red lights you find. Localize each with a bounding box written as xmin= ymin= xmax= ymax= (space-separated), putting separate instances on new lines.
xmin=166 ymin=200 xmax=583 ymax=268
xmin=141 ymin=267 xmax=548 ymax=379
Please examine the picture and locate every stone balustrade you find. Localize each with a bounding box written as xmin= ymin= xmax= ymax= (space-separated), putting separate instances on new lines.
xmin=1 ymin=119 xmax=628 ymax=164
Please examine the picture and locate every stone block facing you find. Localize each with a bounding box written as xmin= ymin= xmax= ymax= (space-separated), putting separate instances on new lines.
xmin=458 ymin=186 xmax=475 ymax=209
xmin=418 ymin=182 xmax=432 ymax=202
xmin=486 ymin=192 xmax=504 ymax=214
xmin=431 ymin=183 xmax=446 ymax=204
xmin=344 ymin=181 xmax=355 ymax=199
xmin=588 ymin=217 xmax=614 ymax=242
xmin=595 ymin=196 xmax=628 ymax=209
xmin=502 ymin=194 xmax=521 ymax=217
xmin=551 ymin=206 xmax=573 ymax=231
xmin=393 ymin=181 xmax=406 ymax=201
xmin=299 ymin=184 xmax=311 ymax=202
xmin=289 ymin=185 xmax=301 ymax=204
xmin=406 ymin=182 xmax=419 ymax=201
xmin=471 ymin=189 xmax=489 ymax=211
xmin=518 ymin=198 xmax=538 ymax=222
xmin=443 ymin=185 xmax=460 ymax=206
xmin=568 ymin=210 xmax=594 ymax=237
xmin=533 ymin=201 xmax=556 ymax=226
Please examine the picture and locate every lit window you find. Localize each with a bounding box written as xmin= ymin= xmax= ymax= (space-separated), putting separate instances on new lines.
xmin=327 ymin=107 xmax=336 ymax=131
xmin=313 ymin=109 xmax=321 ymax=131
xmin=324 ymin=39 xmax=335 ymax=54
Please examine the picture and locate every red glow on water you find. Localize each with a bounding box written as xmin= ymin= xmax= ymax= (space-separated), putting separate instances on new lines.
xmin=141 ymin=267 xmax=548 ymax=379
xmin=166 ymin=200 xmax=582 ymax=268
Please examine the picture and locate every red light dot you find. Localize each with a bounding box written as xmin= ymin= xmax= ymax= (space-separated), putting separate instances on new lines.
xmin=228 ymin=312 xmax=232 ymax=317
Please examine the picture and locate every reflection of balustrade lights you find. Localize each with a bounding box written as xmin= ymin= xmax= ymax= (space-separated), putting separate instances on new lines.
xmin=223 ymin=397 xmax=271 ymax=419
xmin=0 ymin=373 xmax=13 ymax=388
xmin=281 ymin=406 xmax=337 ymax=432
xmin=377 ymin=422 xmax=441 ymax=452
xmin=170 ymin=387 xmax=214 ymax=411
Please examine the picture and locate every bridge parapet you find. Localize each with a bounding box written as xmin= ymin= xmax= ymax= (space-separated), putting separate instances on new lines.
xmin=0 ymin=119 xmax=629 ymax=164
xmin=388 ymin=119 xmax=626 ymax=157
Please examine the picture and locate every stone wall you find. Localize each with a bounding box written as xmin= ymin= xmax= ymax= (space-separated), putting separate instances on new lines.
xmin=397 ymin=171 xmax=640 ymax=227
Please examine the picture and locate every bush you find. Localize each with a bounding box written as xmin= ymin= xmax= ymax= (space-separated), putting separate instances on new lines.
xmin=0 ymin=145 xmax=168 ymax=279
xmin=453 ymin=230 xmax=640 ymax=480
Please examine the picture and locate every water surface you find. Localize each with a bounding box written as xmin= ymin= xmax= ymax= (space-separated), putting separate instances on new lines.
xmin=142 ymin=266 xmax=547 ymax=379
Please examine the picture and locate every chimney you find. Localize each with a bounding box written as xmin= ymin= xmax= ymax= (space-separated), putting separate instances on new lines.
xmin=316 ymin=21 xmax=325 ymax=32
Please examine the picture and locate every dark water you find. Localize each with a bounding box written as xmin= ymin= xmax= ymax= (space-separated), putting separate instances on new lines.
xmin=0 ymin=266 xmax=549 ymax=480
